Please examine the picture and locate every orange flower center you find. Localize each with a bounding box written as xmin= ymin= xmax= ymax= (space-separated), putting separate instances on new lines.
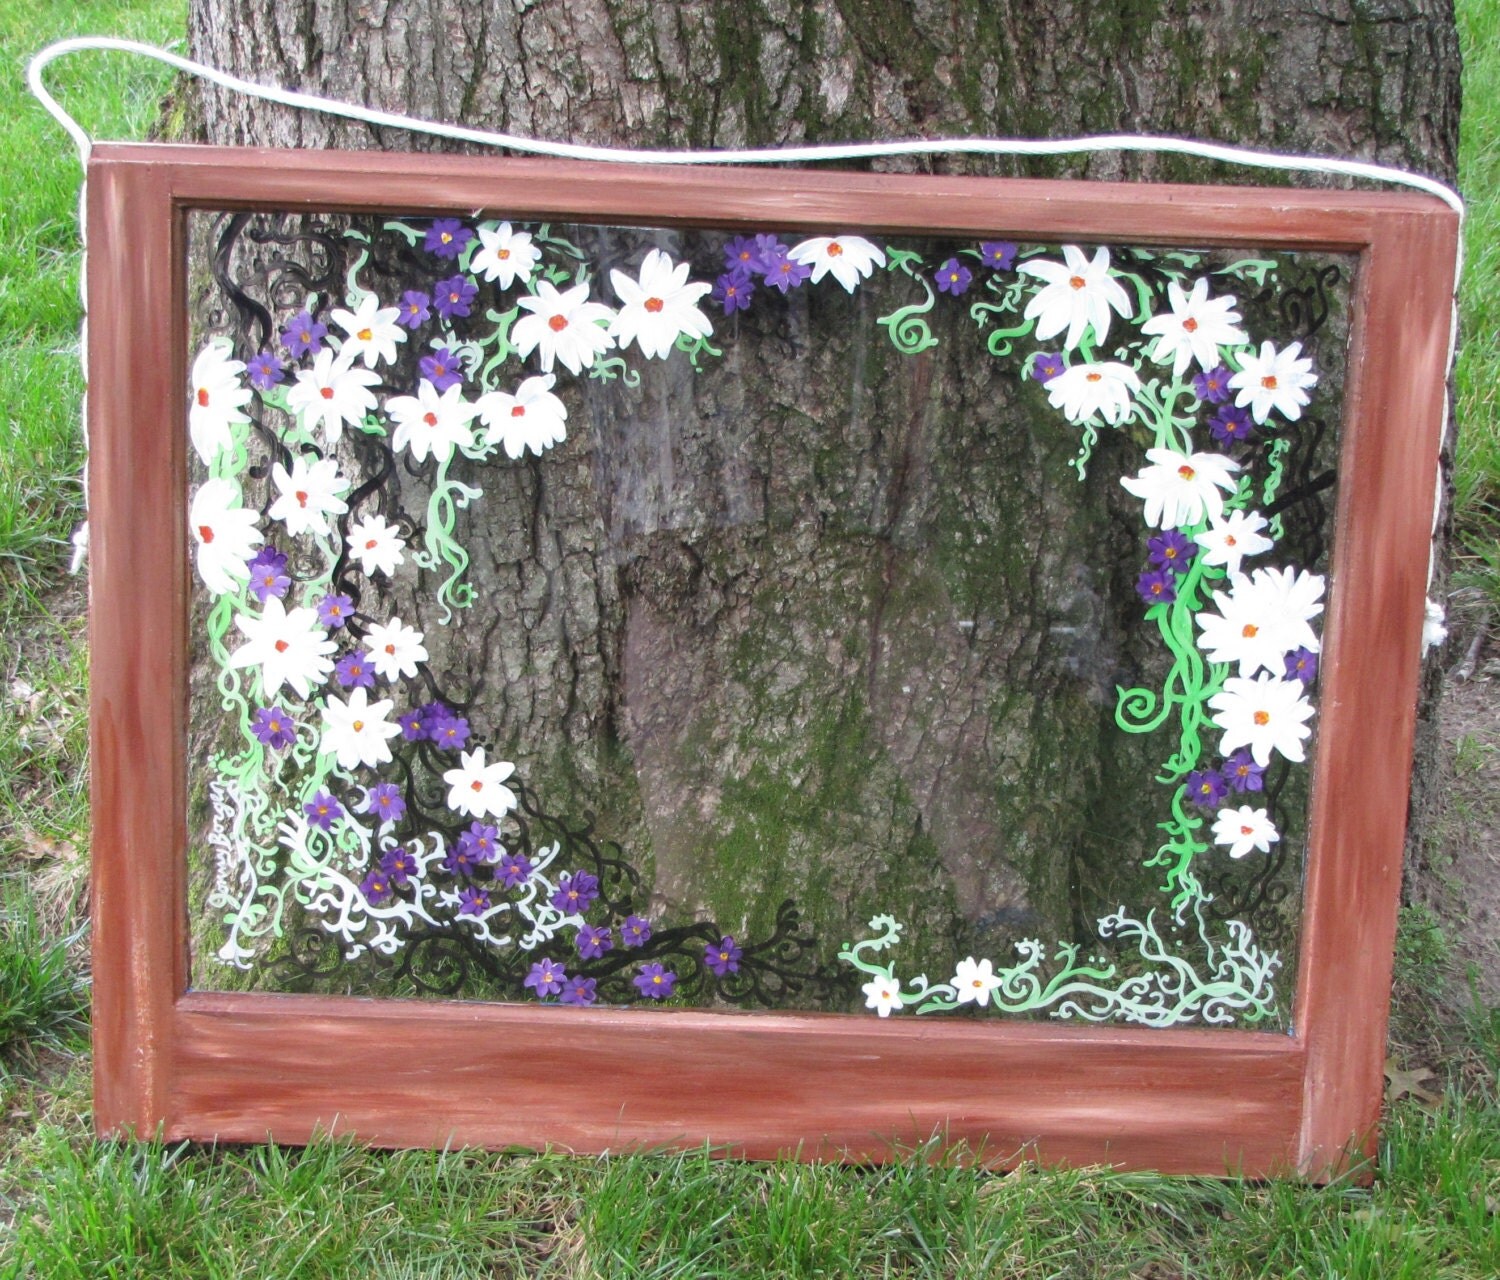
xmin=548 ymin=315 xmax=568 ymax=332
xmin=295 ymin=490 xmax=309 ymax=508
xmin=274 ymin=639 xmax=290 ymax=653
xmin=511 ymin=405 xmax=526 ymax=417
xmin=497 ymin=248 xmax=510 ymax=259
xmin=828 ymin=242 xmax=843 ymax=256
xmin=352 ymin=719 xmax=364 ymax=731
xmin=1253 ymin=710 xmax=1270 ymax=725
xmin=196 ymin=387 xmax=210 ymax=406
xmin=384 ymin=643 xmax=396 ymax=654
xmin=1086 ymin=372 xmax=1102 ymax=382
xmin=320 ymin=387 xmax=334 ymax=400
xmin=644 ymin=297 xmax=664 ymax=313
xmin=198 ymin=525 xmax=214 ymax=543
xmin=1262 ymin=374 xmax=1278 ymax=389
xmin=365 ymin=538 xmax=378 ymax=550
xmin=1225 ymin=535 xmax=1238 ymax=547
xmin=1069 ymin=275 xmax=1085 ymax=289
xmin=1240 ymin=824 xmax=1253 ymax=836
xmin=1183 ymin=317 xmax=1198 ymax=332
xmin=1178 ymin=465 xmax=1196 ymax=480
xmin=357 ymin=327 xmax=372 ymax=341
xmin=1242 ymin=624 xmax=1258 ymax=638
xmin=471 ymin=780 xmax=483 ymax=791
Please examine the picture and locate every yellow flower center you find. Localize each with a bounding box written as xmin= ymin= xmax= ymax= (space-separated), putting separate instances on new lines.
xmin=1253 ymin=710 xmax=1270 ymax=726
xmin=1178 ymin=465 xmax=1196 ymax=480
xmin=357 ymin=327 xmax=372 ymax=341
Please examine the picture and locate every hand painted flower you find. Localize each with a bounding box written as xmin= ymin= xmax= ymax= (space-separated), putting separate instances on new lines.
xmin=397 ymin=290 xmax=431 ymax=329
xmin=268 ymin=454 xmax=350 ymax=538
xmin=608 ymin=248 xmax=714 ymax=360
xmin=189 ymin=478 xmax=262 ymax=596
xmin=1193 ymin=364 xmax=1233 ymax=404
xmin=188 ymin=342 xmax=252 ymax=464
xmin=386 ymin=379 xmax=478 ymax=464
xmin=952 ymin=956 xmax=1003 ymax=1007
xmin=423 ymin=218 xmax=473 ymax=259
xmin=496 ymin=851 xmax=532 ymax=888
xmin=1018 ymin=245 xmax=1133 ymax=352
xmin=346 ymin=512 xmax=405 ymax=578
xmin=934 ymin=257 xmax=972 ymax=296
xmin=362 ymin=782 xmax=407 ymax=826
xmin=525 ymin=958 xmax=567 ymax=998
xmin=246 ymin=350 xmax=285 ymax=391
xmin=246 ymin=546 xmax=290 ymax=602
xmin=1196 ymin=567 xmax=1324 ymax=677
xmin=458 ymin=821 xmax=500 ymax=863
xmin=476 ymin=373 xmax=568 ymax=459
xmin=304 ymin=790 xmax=343 ymax=830
xmin=786 ymin=235 xmax=886 ymax=292
xmin=979 ymin=241 xmax=1017 ymax=270
xmin=862 ymin=975 xmax=903 ymax=1017
xmin=280 ymin=310 xmax=327 ymax=358
xmin=560 ymin=975 xmax=598 ymax=1006
xmin=1194 ymin=509 xmax=1274 ymax=578
xmin=457 ymin=885 xmax=492 ymax=917
xmin=318 ymin=593 xmax=354 ymax=629
xmin=249 ymin=706 xmax=297 ymax=751
xmin=470 ymin=222 xmax=541 ymax=289
xmin=360 ymin=869 xmax=392 ymax=905
xmin=704 ymin=935 xmax=742 ymax=976
xmin=1223 ymin=748 xmax=1266 ymax=793
xmin=228 ymin=596 xmax=336 ymax=700
xmin=285 ymin=347 xmax=382 ymax=446
xmin=1184 ymin=768 xmax=1228 ymax=808
xmin=443 ymin=748 xmax=518 ymax=819
xmin=1228 ymin=340 xmax=1318 ymax=424
xmin=318 ymin=686 xmax=401 ymax=771
xmin=1120 ymin=448 xmax=1239 ymax=530
xmin=329 ymin=293 xmax=406 ymax=369
xmin=621 ymin=915 xmax=652 ymax=947
xmin=512 ymin=280 xmax=616 ymax=375
xmin=576 ymin=924 xmax=613 ymax=959
xmin=419 ymin=347 xmax=463 ymax=392
xmin=712 ymin=269 xmax=754 ymax=314
xmin=363 ymin=616 xmax=428 ymax=682
xmin=381 ymin=847 xmax=417 ymax=887
xmin=633 ymin=963 xmax=677 ymax=1000
xmin=1211 ymin=805 xmax=1280 ymax=859
xmin=1208 ymin=673 xmax=1316 ymax=766
xmin=1139 ymin=278 xmax=1248 ymax=377
xmin=1043 ymin=361 xmax=1140 ymax=425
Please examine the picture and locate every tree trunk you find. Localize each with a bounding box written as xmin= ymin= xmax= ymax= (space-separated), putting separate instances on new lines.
xmin=184 ymin=0 xmax=1460 ymax=1015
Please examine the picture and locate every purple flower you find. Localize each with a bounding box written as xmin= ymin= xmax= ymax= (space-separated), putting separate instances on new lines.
xmin=934 ymin=257 xmax=972 ymax=296
xmin=398 ymin=707 xmax=428 ymax=741
xmin=458 ymin=884 xmax=491 ymax=917
xmin=246 ymin=350 xmax=286 ymax=390
xmin=419 ymin=346 xmax=464 ymax=391
xmin=712 ymin=269 xmax=755 ymax=315
xmin=335 ymin=649 xmax=376 ymax=689
xmin=304 ymin=791 xmax=343 ymax=831
xmin=761 ymin=254 xmax=812 ymax=293
xmin=1209 ymin=405 xmax=1255 ymax=444
xmin=363 ymin=782 xmax=407 ymax=825
xmin=318 ymin=594 xmax=354 ymax=629
xmin=524 ymin=957 xmax=567 ymax=998
xmin=1184 ymin=769 xmax=1229 ymax=808
xmin=723 ymin=236 xmax=761 ymax=273
xmin=360 ymin=868 xmax=393 ymax=905
xmin=979 ymin=241 xmax=1017 ymax=270
xmin=246 ymin=547 xmax=291 ymax=602
xmin=458 ymin=821 xmax=500 ymax=863
xmin=704 ymin=935 xmax=742 ymax=976
xmin=249 ymin=706 xmax=297 ymax=750
xmin=1136 ymin=569 xmax=1177 ymax=606
xmin=550 ymin=871 xmax=601 ymax=914
xmin=575 ymin=923 xmax=613 ymax=959
xmin=441 ymin=843 xmax=481 ymax=878
xmin=1147 ymin=530 xmax=1197 ymax=572
xmin=495 ymin=851 xmax=533 ymax=889
xmin=1193 ymin=365 xmax=1233 ymax=404
xmin=633 ymin=963 xmax=677 ymax=1000
xmin=1031 ymin=352 xmax=1064 ymax=383
xmin=425 ymin=218 xmax=473 ymax=259
xmin=560 ymin=974 xmax=598 ymax=1006
xmin=280 ymin=309 xmax=327 ymax=358
xmin=1223 ymin=748 xmax=1266 ymax=794
xmin=428 ymin=712 xmax=471 ymax=751
xmin=434 ymin=275 xmax=478 ymax=320
xmin=1284 ymin=647 xmax=1319 ymax=684
xmin=381 ymin=847 xmax=417 ymax=888
xmin=397 ymin=290 xmax=432 ymax=330
xmin=749 ymin=233 xmax=788 ymax=273
xmin=621 ymin=914 xmax=653 ymax=947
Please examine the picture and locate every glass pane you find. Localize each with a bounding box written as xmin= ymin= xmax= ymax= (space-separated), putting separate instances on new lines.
xmin=185 ymin=208 xmax=1351 ymax=1028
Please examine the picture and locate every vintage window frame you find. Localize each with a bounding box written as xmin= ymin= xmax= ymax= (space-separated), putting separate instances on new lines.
xmin=87 ymin=143 xmax=1458 ymax=1177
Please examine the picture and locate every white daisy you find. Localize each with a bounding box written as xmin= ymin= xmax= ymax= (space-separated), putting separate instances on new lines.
xmin=952 ymin=956 xmax=1003 ymax=1007
xmin=189 ymin=478 xmax=262 ymax=596
xmin=470 ymin=222 xmax=541 ymax=290
xmin=318 ymin=686 xmax=401 ymax=771
xmin=363 ymin=617 xmax=428 ymax=682
xmin=861 ymin=975 xmax=904 ymax=1017
xmin=328 ymin=293 xmax=406 ymax=369
xmin=1229 ymin=341 xmax=1318 ymax=424
xmin=475 ymin=373 xmax=569 ymax=459
xmin=1209 ymin=673 xmax=1316 ymax=766
xmin=1120 ymin=448 xmax=1240 ymax=530
xmin=188 ymin=341 xmax=252 ymax=465
xmin=1194 ymin=509 xmax=1275 ymax=578
xmin=443 ymin=748 xmax=519 ymax=819
xmin=1139 ymin=278 xmax=1248 ymax=377
xmin=346 ymin=513 xmax=405 ymax=578
xmin=1043 ymin=361 xmax=1141 ymax=425
xmin=268 ymin=454 xmax=350 ymax=538
xmin=512 ymin=280 xmax=616 ymax=375
xmin=227 ymin=596 xmax=336 ymax=701
xmin=1211 ymin=805 xmax=1280 ymax=859
xmin=285 ymin=347 xmax=382 ymax=445
xmin=1018 ymin=245 xmax=1134 ymax=352
xmin=1196 ymin=567 xmax=1324 ymax=676
xmin=386 ymin=379 xmax=478 ymax=464
xmin=786 ymin=235 xmax=887 ymax=292
xmin=608 ymin=249 xmax=714 ymax=360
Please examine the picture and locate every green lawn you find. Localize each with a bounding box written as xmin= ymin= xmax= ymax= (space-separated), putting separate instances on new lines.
xmin=1 ymin=3 xmax=1498 ymax=1277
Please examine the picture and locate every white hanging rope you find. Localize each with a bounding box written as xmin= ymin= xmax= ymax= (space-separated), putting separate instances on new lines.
xmin=27 ymin=36 xmax=1466 ymax=645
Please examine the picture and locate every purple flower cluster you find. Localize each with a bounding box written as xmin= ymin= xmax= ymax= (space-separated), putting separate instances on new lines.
xmin=280 ymin=309 xmax=327 ymax=358
xmin=712 ymin=234 xmax=811 ymax=314
xmin=1183 ymin=748 xmax=1266 ymax=808
xmin=1135 ymin=530 xmax=1199 ymax=607
xmin=1193 ymin=365 xmax=1232 ymax=404
xmin=1208 ymin=404 xmax=1254 ymax=445
xmin=1031 ymin=352 xmax=1064 ymax=384
xmin=433 ymin=275 xmax=478 ymax=320
xmin=246 ymin=547 xmax=291 ymax=603
xmin=398 ymin=701 xmax=470 ymax=750
xmin=419 ymin=346 xmax=464 ymax=391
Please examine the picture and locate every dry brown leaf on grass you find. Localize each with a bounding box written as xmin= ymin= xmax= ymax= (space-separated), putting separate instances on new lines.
xmin=1383 ymin=1058 xmax=1445 ymax=1107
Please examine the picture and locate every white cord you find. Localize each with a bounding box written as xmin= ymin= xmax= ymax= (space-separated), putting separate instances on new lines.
xmin=27 ymin=36 xmax=1467 ymax=640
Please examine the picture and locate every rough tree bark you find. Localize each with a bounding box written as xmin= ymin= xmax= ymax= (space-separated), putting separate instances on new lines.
xmin=185 ymin=0 xmax=1461 ymax=1007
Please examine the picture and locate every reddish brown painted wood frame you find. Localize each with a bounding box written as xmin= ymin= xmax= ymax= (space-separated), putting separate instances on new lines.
xmin=86 ymin=144 xmax=1458 ymax=1178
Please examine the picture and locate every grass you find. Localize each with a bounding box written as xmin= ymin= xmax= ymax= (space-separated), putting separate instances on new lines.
xmin=0 ymin=0 xmax=1498 ymax=1277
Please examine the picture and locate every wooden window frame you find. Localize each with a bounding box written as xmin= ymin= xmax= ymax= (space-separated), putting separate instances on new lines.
xmin=86 ymin=143 xmax=1458 ymax=1177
